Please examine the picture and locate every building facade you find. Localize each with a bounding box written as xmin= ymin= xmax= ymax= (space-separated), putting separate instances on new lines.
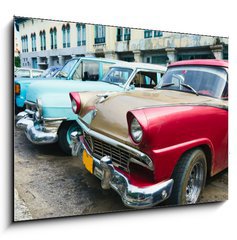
xmin=15 ymin=18 xmax=228 ymax=69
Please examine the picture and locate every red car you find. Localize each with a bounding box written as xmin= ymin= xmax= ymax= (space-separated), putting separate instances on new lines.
xmin=70 ymin=59 xmax=228 ymax=208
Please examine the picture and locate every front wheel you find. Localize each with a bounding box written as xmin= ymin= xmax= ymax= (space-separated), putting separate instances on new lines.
xmin=168 ymin=148 xmax=207 ymax=205
xmin=58 ymin=121 xmax=81 ymax=155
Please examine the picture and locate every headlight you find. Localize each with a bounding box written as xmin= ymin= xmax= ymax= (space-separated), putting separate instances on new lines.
xmin=36 ymin=98 xmax=43 ymax=118
xmin=130 ymin=118 xmax=143 ymax=143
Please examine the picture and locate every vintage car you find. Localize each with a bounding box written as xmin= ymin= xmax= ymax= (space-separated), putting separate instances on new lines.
xmin=70 ymin=59 xmax=228 ymax=208
xmin=14 ymin=67 xmax=44 ymax=78
xmin=16 ymin=61 xmax=166 ymax=154
xmin=40 ymin=66 xmax=62 ymax=78
xmin=14 ymin=57 xmax=119 ymax=111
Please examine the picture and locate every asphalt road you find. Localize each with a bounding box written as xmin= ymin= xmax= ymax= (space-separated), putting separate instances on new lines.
xmin=14 ymin=128 xmax=228 ymax=221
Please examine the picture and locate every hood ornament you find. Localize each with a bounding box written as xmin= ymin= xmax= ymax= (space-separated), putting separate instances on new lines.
xmin=96 ymin=92 xmax=111 ymax=103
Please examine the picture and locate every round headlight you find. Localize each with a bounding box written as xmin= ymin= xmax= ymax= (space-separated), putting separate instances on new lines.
xmin=130 ymin=118 xmax=143 ymax=143
xmin=71 ymin=99 xmax=78 ymax=113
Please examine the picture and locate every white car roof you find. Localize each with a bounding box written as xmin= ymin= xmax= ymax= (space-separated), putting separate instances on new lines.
xmin=109 ymin=62 xmax=167 ymax=72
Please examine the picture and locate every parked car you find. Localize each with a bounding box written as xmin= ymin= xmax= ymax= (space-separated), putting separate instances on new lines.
xmin=40 ymin=66 xmax=62 ymax=78
xmin=14 ymin=57 xmax=113 ymax=111
xmin=14 ymin=67 xmax=44 ymax=78
xmin=70 ymin=59 xmax=228 ymax=208
xmin=16 ymin=60 xmax=166 ymax=155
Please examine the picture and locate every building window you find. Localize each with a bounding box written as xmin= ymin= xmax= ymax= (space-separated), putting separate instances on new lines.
xmin=39 ymin=30 xmax=46 ymax=50
xmin=62 ymin=24 xmax=70 ymax=48
xmin=154 ymin=30 xmax=163 ymax=37
xmin=124 ymin=28 xmax=131 ymax=40
xmin=21 ymin=35 xmax=28 ymax=52
xmin=117 ymin=27 xmax=131 ymax=41
xmin=117 ymin=27 xmax=123 ymax=41
xmin=31 ymin=33 xmax=36 ymax=52
xmin=77 ymin=23 xmax=86 ymax=46
xmin=54 ymin=27 xmax=57 ymax=49
xmin=50 ymin=27 xmax=57 ymax=49
xmin=124 ymin=28 xmax=131 ymax=41
xmin=144 ymin=30 xmax=153 ymax=38
xmin=95 ymin=25 xmax=105 ymax=44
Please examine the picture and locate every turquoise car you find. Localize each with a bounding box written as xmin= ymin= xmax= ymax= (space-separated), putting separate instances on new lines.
xmin=14 ymin=57 xmax=116 ymax=111
xmin=16 ymin=61 xmax=166 ymax=155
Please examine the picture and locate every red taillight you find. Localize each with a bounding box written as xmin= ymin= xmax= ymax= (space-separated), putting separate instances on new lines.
xmin=69 ymin=92 xmax=81 ymax=114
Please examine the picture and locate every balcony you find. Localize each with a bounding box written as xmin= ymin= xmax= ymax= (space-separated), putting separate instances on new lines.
xmin=94 ymin=37 xmax=105 ymax=44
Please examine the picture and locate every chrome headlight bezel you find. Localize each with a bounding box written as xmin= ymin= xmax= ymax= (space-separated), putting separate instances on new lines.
xmin=71 ymin=99 xmax=78 ymax=113
xmin=130 ymin=118 xmax=143 ymax=143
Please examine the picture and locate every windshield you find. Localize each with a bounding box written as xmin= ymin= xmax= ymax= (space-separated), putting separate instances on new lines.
xmin=41 ymin=67 xmax=59 ymax=78
xmin=57 ymin=59 xmax=78 ymax=78
xmin=100 ymin=67 xmax=133 ymax=85
xmin=158 ymin=65 xmax=228 ymax=99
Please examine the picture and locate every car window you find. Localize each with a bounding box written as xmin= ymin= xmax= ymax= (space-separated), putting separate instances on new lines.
xmin=158 ymin=66 xmax=228 ymax=99
xmin=131 ymin=71 xmax=158 ymax=88
xmin=72 ymin=61 xmax=115 ymax=81
xmin=100 ymin=67 xmax=133 ymax=85
xmin=15 ymin=69 xmax=30 ymax=78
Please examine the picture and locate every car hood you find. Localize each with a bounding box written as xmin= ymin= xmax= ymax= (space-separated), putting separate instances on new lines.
xmin=14 ymin=77 xmax=56 ymax=85
xmin=80 ymin=90 xmax=227 ymax=145
xmin=26 ymin=80 xmax=124 ymax=107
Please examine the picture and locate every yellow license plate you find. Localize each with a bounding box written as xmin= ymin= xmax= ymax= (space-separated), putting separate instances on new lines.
xmin=82 ymin=150 xmax=93 ymax=174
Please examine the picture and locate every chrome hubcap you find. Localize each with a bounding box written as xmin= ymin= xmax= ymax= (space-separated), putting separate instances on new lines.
xmin=186 ymin=162 xmax=204 ymax=204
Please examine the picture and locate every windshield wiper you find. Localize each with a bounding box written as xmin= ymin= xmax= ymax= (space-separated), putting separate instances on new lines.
xmin=101 ymin=80 xmax=124 ymax=88
xmin=159 ymin=83 xmax=175 ymax=88
xmin=180 ymin=83 xmax=199 ymax=96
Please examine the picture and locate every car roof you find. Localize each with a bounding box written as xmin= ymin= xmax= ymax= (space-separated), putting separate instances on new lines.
xmin=71 ymin=56 xmax=123 ymax=64
xmin=109 ymin=62 xmax=167 ymax=72
xmin=16 ymin=67 xmax=44 ymax=71
xmin=169 ymin=59 xmax=228 ymax=68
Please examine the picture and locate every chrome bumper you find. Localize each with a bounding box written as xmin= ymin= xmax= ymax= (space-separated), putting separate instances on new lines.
xmin=71 ymin=125 xmax=174 ymax=209
xmin=16 ymin=111 xmax=64 ymax=144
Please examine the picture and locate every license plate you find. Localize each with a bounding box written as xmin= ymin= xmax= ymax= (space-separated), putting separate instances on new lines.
xmin=82 ymin=150 xmax=93 ymax=174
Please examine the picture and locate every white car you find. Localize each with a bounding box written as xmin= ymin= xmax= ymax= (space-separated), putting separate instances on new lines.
xmin=15 ymin=68 xmax=44 ymax=78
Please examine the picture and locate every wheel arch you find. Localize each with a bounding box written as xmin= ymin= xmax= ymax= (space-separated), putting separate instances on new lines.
xmin=176 ymin=144 xmax=213 ymax=178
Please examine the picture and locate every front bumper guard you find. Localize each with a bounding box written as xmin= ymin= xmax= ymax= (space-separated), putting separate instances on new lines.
xmin=16 ymin=111 xmax=64 ymax=144
xmin=25 ymin=121 xmax=58 ymax=144
xmin=71 ymin=130 xmax=174 ymax=208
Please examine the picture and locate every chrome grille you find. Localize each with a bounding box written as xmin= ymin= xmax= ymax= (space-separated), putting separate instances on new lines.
xmin=84 ymin=132 xmax=140 ymax=173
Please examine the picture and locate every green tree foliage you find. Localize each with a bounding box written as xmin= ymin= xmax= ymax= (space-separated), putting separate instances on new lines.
xmin=15 ymin=56 xmax=21 ymax=67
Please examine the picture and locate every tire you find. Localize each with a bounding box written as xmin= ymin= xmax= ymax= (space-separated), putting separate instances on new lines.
xmin=58 ymin=121 xmax=81 ymax=155
xmin=168 ymin=148 xmax=207 ymax=205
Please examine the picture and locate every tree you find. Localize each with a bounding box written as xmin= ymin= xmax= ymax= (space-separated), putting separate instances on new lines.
xmin=15 ymin=56 xmax=21 ymax=67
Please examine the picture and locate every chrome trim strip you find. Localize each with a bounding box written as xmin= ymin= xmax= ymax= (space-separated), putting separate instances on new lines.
xmin=25 ymin=100 xmax=36 ymax=106
xmin=132 ymin=103 xmax=228 ymax=111
xmin=76 ymin=117 xmax=154 ymax=170
xmin=44 ymin=117 xmax=67 ymax=122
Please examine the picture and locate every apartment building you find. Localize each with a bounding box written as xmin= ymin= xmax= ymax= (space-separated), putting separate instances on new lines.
xmin=15 ymin=17 xmax=228 ymax=69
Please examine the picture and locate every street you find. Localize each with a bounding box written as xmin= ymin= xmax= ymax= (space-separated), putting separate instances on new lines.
xmin=14 ymin=128 xmax=228 ymax=221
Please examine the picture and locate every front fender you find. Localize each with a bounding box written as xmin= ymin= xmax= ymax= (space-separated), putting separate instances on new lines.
xmin=38 ymin=93 xmax=77 ymax=120
xmin=151 ymin=138 xmax=214 ymax=182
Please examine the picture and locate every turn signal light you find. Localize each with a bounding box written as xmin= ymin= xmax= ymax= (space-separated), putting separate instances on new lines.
xmin=15 ymin=84 xmax=20 ymax=95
